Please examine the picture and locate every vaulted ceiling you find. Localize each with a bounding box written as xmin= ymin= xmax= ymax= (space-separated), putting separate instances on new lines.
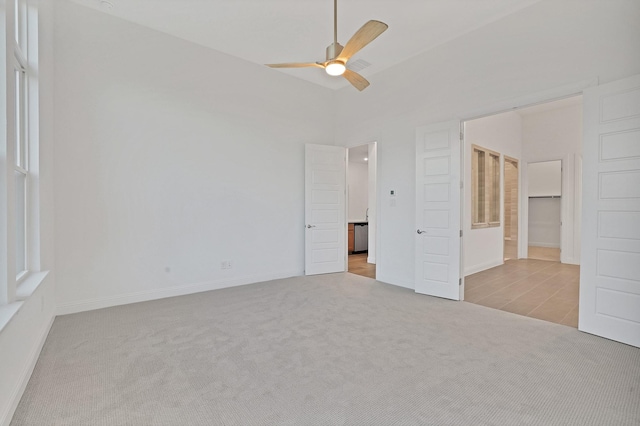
xmin=69 ymin=0 xmax=542 ymax=90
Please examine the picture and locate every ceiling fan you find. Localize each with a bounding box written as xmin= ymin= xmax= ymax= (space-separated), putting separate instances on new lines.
xmin=266 ymin=0 xmax=388 ymax=91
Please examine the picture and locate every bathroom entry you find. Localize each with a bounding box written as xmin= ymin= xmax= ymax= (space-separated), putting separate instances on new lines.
xmin=347 ymin=143 xmax=377 ymax=279
xmin=504 ymin=157 xmax=519 ymax=260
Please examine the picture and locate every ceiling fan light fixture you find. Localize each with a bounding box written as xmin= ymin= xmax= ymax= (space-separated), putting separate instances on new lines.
xmin=325 ymin=61 xmax=346 ymax=76
xmin=265 ymin=0 xmax=387 ymax=90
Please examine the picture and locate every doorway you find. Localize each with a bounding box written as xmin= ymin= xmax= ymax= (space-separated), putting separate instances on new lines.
xmin=527 ymin=160 xmax=562 ymax=262
xmin=462 ymin=95 xmax=582 ymax=327
xmin=503 ymin=157 xmax=519 ymax=260
xmin=347 ymin=143 xmax=376 ymax=279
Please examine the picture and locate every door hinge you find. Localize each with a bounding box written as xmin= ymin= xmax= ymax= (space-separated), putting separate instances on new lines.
xmin=460 ymin=132 xmax=464 ymax=140
xmin=460 ymin=230 xmax=463 ymax=237
xmin=459 ymin=278 xmax=462 ymax=286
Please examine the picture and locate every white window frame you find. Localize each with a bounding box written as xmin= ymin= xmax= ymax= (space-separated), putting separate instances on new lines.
xmin=2 ymin=0 xmax=40 ymax=308
xmin=14 ymin=63 xmax=28 ymax=281
xmin=13 ymin=0 xmax=29 ymax=283
xmin=471 ymin=144 xmax=501 ymax=229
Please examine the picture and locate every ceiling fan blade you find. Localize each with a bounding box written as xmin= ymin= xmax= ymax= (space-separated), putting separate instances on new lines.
xmin=337 ymin=20 xmax=388 ymax=62
xmin=266 ymin=62 xmax=324 ymax=69
xmin=342 ymin=69 xmax=370 ymax=91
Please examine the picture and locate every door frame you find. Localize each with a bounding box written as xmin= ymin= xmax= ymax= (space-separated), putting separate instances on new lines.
xmin=523 ymin=158 xmax=563 ymax=262
xmin=458 ymin=80 xmax=594 ymax=297
xmin=346 ymin=141 xmax=379 ymax=272
xmin=503 ymin=156 xmax=519 ymax=260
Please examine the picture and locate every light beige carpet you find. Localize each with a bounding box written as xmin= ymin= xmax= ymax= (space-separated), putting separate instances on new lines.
xmin=12 ymin=273 xmax=640 ymax=425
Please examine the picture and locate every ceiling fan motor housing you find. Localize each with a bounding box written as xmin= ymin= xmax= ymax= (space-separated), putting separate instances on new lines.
xmin=326 ymin=42 xmax=344 ymax=61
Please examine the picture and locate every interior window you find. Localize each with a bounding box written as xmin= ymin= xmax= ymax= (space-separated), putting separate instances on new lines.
xmin=472 ymin=145 xmax=501 ymax=228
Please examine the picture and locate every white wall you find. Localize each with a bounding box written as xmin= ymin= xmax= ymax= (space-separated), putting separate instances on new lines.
xmin=528 ymin=160 xmax=562 ymax=197
xmin=522 ymin=103 xmax=583 ymax=264
xmin=463 ymin=112 xmax=522 ymax=276
xmin=335 ymin=0 xmax=640 ymax=289
xmin=348 ymin=161 xmax=368 ymax=222
xmin=0 ymin=1 xmax=57 ymax=424
xmin=53 ymin=1 xmax=335 ymax=313
xmin=528 ymin=198 xmax=561 ymax=248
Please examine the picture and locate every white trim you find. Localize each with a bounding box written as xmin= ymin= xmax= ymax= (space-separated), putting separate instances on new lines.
xmin=460 ymin=82 xmax=592 ymax=274
xmin=16 ymin=270 xmax=48 ymax=300
xmin=0 ymin=271 xmax=49 ymax=332
xmin=0 ymin=314 xmax=54 ymax=426
xmin=529 ymin=242 xmax=561 ymax=249
xmin=56 ymin=269 xmax=303 ymax=316
xmin=464 ymin=259 xmax=504 ymax=277
xmin=460 ymin=78 xmax=597 ymax=122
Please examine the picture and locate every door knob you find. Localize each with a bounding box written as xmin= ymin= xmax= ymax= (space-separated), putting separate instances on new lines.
xmin=307 ymin=224 xmax=316 ymax=229
xmin=417 ymin=229 xmax=426 ymax=234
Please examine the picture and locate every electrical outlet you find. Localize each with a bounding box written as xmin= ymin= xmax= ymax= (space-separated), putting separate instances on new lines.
xmin=221 ymin=261 xmax=232 ymax=270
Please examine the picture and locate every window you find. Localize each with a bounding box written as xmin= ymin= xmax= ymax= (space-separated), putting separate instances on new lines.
xmin=13 ymin=1 xmax=29 ymax=280
xmin=14 ymin=0 xmax=28 ymax=53
xmin=1 ymin=0 xmax=44 ymax=312
xmin=472 ymin=145 xmax=500 ymax=229
xmin=14 ymin=67 xmax=28 ymax=278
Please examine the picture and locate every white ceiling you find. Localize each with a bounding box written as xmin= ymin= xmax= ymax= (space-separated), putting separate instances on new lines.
xmin=70 ymin=0 xmax=542 ymax=90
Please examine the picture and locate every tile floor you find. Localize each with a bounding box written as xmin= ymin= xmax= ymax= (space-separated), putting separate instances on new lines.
xmin=465 ymin=259 xmax=580 ymax=327
xmin=504 ymin=239 xmax=517 ymax=260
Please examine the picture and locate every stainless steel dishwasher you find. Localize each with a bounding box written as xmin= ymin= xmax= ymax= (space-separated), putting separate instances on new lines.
xmin=354 ymin=223 xmax=368 ymax=253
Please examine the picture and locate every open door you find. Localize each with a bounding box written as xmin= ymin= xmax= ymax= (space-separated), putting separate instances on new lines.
xmin=580 ymin=74 xmax=640 ymax=347
xmin=305 ymin=144 xmax=347 ymax=275
xmin=415 ymin=121 xmax=462 ymax=300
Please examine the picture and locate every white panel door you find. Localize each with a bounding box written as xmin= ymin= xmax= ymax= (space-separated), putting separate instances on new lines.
xmin=415 ymin=121 xmax=462 ymax=300
xmin=305 ymin=144 xmax=346 ymax=275
xmin=580 ymin=74 xmax=640 ymax=348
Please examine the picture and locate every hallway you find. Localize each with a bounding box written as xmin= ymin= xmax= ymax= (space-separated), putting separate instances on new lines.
xmin=348 ymin=253 xmax=376 ymax=279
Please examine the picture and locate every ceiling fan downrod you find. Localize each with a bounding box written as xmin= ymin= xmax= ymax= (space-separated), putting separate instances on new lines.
xmin=264 ymin=0 xmax=388 ymax=91
xmin=326 ymin=0 xmax=344 ymax=60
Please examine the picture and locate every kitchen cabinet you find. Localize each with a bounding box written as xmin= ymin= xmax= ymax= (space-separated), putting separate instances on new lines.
xmin=348 ymin=223 xmax=355 ymax=253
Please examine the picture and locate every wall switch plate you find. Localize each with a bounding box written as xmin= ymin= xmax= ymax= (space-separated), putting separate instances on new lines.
xmin=221 ymin=261 xmax=232 ymax=269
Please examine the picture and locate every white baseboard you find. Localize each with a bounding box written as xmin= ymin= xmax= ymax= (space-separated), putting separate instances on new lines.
xmin=56 ymin=269 xmax=303 ymax=316
xmin=561 ymin=256 xmax=580 ymax=265
xmin=464 ymin=259 xmax=504 ymax=277
xmin=367 ymin=256 xmax=376 ymax=264
xmin=529 ymin=242 xmax=561 ymax=248
xmin=2 ymin=314 xmax=54 ymax=426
